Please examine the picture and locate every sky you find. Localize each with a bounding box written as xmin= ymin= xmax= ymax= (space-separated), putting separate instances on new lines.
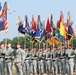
xmin=0 ymin=0 xmax=76 ymax=41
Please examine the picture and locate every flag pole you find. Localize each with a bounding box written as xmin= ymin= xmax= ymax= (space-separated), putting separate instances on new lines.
xmin=4 ymin=28 xmax=7 ymax=49
xmin=43 ymin=43 xmax=45 ymax=50
xmin=18 ymin=31 xmax=20 ymax=44
xmin=16 ymin=16 xmax=21 ymax=44
xmin=39 ymin=42 xmax=40 ymax=49
xmin=24 ymin=33 xmax=26 ymax=49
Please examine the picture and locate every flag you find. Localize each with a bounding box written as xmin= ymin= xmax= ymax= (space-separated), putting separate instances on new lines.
xmin=57 ymin=20 xmax=60 ymax=30
xmin=47 ymin=36 xmax=61 ymax=45
xmin=36 ymin=29 xmax=45 ymax=42
xmin=55 ymin=30 xmax=64 ymax=42
xmin=31 ymin=16 xmax=36 ymax=38
xmin=18 ymin=22 xmax=25 ymax=34
xmin=0 ymin=19 xmax=8 ymax=32
xmin=24 ymin=15 xmax=30 ymax=31
xmin=36 ymin=20 xmax=45 ymax=42
xmin=0 ymin=2 xmax=8 ymax=32
xmin=50 ymin=14 xmax=53 ymax=31
xmin=60 ymin=22 xmax=66 ymax=38
xmin=18 ymin=22 xmax=30 ymax=36
xmin=46 ymin=18 xmax=51 ymax=35
xmin=68 ymin=25 xmax=74 ymax=42
xmin=0 ymin=2 xmax=7 ymax=19
xmin=23 ymin=15 xmax=30 ymax=36
xmin=35 ymin=15 xmax=41 ymax=38
xmin=59 ymin=12 xmax=66 ymax=38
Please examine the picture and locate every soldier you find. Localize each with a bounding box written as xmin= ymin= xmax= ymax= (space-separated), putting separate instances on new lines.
xmin=5 ymin=42 xmax=14 ymax=75
xmin=45 ymin=46 xmax=52 ymax=75
xmin=0 ymin=42 xmax=6 ymax=75
xmin=74 ymin=48 xmax=76 ymax=72
xmin=24 ymin=47 xmax=30 ymax=75
xmin=57 ymin=46 xmax=62 ymax=75
xmin=60 ymin=44 xmax=67 ymax=75
xmin=31 ymin=47 xmax=38 ymax=75
xmin=38 ymin=48 xmax=45 ymax=75
xmin=52 ymin=46 xmax=58 ymax=75
xmin=14 ymin=43 xmax=25 ymax=75
xmin=67 ymin=44 xmax=75 ymax=75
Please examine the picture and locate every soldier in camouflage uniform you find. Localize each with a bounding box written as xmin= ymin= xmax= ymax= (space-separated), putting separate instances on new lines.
xmin=31 ymin=48 xmax=38 ymax=75
xmin=14 ymin=44 xmax=25 ymax=75
xmin=74 ymin=48 xmax=76 ymax=72
xmin=60 ymin=44 xmax=67 ymax=75
xmin=0 ymin=42 xmax=6 ymax=75
xmin=5 ymin=42 xmax=14 ymax=75
xmin=38 ymin=48 xmax=45 ymax=75
xmin=45 ymin=47 xmax=52 ymax=75
xmin=57 ymin=46 xmax=62 ymax=75
xmin=52 ymin=47 xmax=58 ymax=75
xmin=24 ymin=47 xmax=30 ymax=75
xmin=67 ymin=44 xmax=75 ymax=75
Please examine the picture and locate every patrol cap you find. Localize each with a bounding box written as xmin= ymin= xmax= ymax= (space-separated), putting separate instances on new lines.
xmin=0 ymin=42 xmax=4 ymax=45
xmin=7 ymin=42 xmax=11 ymax=44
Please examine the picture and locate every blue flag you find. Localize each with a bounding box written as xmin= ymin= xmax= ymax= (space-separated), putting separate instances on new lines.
xmin=18 ymin=22 xmax=30 ymax=36
xmin=68 ymin=25 xmax=73 ymax=40
xmin=36 ymin=22 xmax=45 ymax=42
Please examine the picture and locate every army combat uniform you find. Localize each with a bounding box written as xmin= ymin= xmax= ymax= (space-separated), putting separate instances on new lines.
xmin=52 ymin=50 xmax=58 ymax=75
xmin=45 ymin=50 xmax=52 ymax=74
xmin=31 ymin=49 xmax=38 ymax=75
xmin=61 ymin=48 xmax=67 ymax=75
xmin=67 ymin=48 xmax=75 ymax=75
xmin=24 ymin=50 xmax=30 ymax=75
xmin=0 ymin=48 xmax=6 ymax=75
xmin=38 ymin=49 xmax=45 ymax=74
xmin=5 ymin=47 xmax=14 ymax=75
xmin=14 ymin=48 xmax=25 ymax=75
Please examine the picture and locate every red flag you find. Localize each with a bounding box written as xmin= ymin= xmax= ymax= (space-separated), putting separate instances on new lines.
xmin=31 ymin=16 xmax=36 ymax=31
xmin=46 ymin=18 xmax=51 ymax=34
xmin=3 ymin=20 xmax=8 ymax=32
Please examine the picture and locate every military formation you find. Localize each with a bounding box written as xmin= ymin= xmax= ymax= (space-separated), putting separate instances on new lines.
xmin=0 ymin=42 xmax=76 ymax=75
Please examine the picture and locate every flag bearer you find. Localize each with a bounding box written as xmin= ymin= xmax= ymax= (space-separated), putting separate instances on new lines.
xmin=14 ymin=43 xmax=25 ymax=75
xmin=67 ymin=44 xmax=75 ymax=75
xmin=0 ymin=42 xmax=6 ymax=75
xmin=5 ymin=42 xmax=14 ymax=75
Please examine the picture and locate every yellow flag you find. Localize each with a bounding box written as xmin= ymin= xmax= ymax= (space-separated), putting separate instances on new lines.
xmin=60 ymin=22 xmax=66 ymax=38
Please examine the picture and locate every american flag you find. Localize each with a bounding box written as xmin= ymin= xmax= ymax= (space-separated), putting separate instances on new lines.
xmin=0 ymin=2 xmax=8 ymax=32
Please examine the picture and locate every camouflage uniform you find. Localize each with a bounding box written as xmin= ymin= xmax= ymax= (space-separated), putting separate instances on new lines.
xmin=31 ymin=48 xmax=38 ymax=75
xmin=38 ymin=49 xmax=45 ymax=74
xmin=45 ymin=49 xmax=52 ymax=74
xmin=67 ymin=48 xmax=75 ymax=75
xmin=52 ymin=49 xmax=58 ymax=75
xmin=24 ymin=49 xmax=30 ymax=75
xmin=14 ymin=48 xmax=25 ymax=75
xmin=0 ymin=48 xmax=6 ymax=75
xmin=5 ymin=47 xmax=14 ymax=75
